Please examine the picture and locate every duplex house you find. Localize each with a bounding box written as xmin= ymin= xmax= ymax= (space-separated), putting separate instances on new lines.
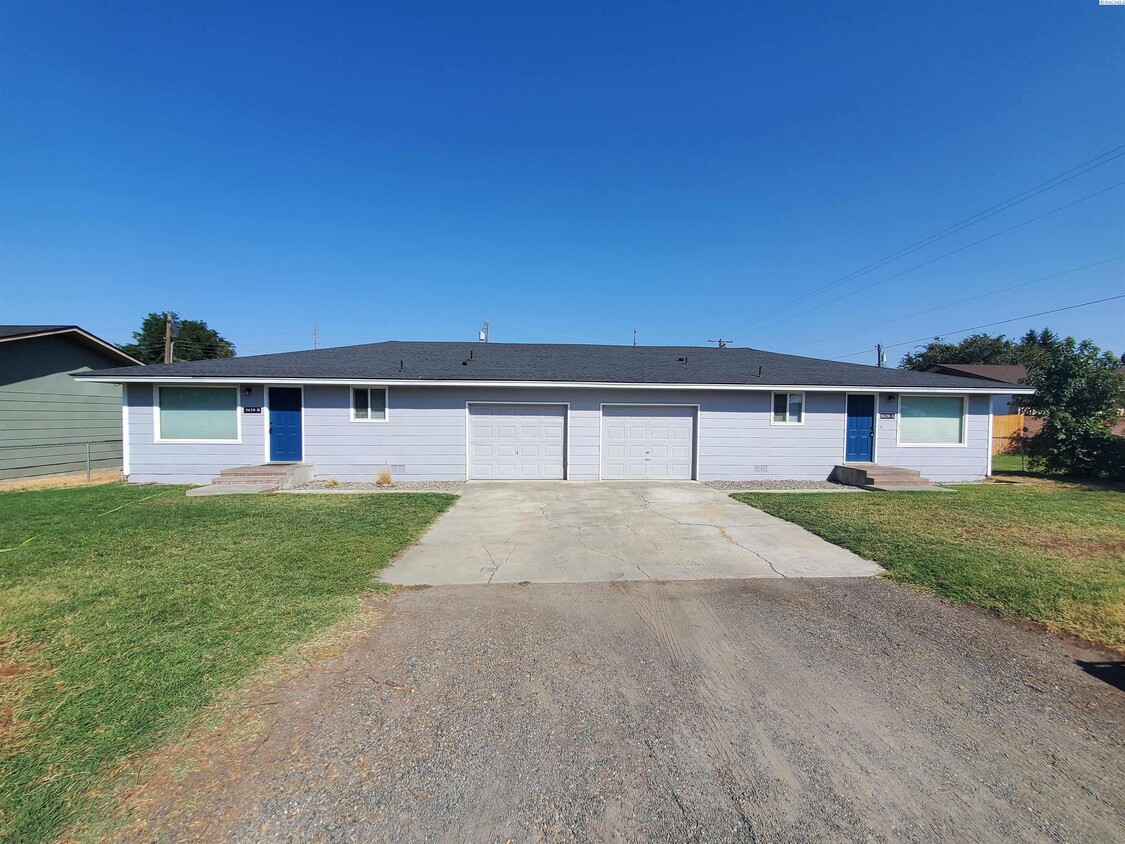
xmin=75 ymin=341 xmax=1031 ymax=485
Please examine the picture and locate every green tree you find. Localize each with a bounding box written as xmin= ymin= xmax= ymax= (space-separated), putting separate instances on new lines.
xmin=1019 ymin=335 xmax=1124 ymax=478
xmin=899 ymin=328 xmax=1060 ymax=371
xmin=120 ymin=312 xmax=236 ymax=364
xmin=900 ymin=333 xmax=1018 ymax=370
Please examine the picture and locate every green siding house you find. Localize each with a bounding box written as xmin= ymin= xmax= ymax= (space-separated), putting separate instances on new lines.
xmin=0 ymin=326 xmax=142 ymax=480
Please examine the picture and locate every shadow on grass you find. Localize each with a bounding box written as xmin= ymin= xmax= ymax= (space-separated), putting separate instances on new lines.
xmin=989 ymin=469 xmax=1125 ymax=493
xmin=1076 ymin=661 xmax=1125 ymax=692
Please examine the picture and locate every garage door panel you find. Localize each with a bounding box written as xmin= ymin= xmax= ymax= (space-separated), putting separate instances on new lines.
xmin=469 ymin=404 xmax=566 ymax=480
xmin=601 ymin=406 xmax=695 ymax=480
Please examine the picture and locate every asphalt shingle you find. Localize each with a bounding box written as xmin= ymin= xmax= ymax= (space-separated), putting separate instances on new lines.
xmin=76 ymin=341 xmax=1017 ymax=390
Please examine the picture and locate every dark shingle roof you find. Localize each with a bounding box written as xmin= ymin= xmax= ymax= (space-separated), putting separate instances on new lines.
xmin=0 ymin=324 xmax=75 ymax=339
xmin=76 ymin=341 xmax=1018 ymax=390
xmin=1 ymin=324 xmax=142 ymax=365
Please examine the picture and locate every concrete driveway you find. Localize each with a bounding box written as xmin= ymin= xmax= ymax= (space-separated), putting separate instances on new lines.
xmin=382 ymin=481 xmax=881 ymax=585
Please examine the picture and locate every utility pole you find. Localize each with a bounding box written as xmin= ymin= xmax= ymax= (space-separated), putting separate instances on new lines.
xmin=876 ymin=343 xmax=886 ymax=367
xmin=708 ymin=338 xmax=731 ymax=349
xmin=313 ymin=323 xmax=318 ymax=350
xmin=479 ymin=320 xmax=490 ymax=343
xmin=163 ymin=313 xmax=173 ymax=363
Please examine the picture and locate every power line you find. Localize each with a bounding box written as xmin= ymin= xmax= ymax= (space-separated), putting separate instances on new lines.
xmin=723 ymin=143 xmax=1125 ymax=335
xmin=811 ymin=255 xmax=1125 ymax=347
xmin=832 ymin=294 xmax=1125 ymax=361
xmin=745 ymin=180 xmax=1125 ymax=335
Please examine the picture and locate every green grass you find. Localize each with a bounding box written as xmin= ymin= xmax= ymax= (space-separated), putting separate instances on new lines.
xmin=0 ymin=484 xmax=455 ymax=843
xmin=734 ymin=479 xmax=1125 ymax=650
xmin=990 ymin=453 xmax=1028 ymax=472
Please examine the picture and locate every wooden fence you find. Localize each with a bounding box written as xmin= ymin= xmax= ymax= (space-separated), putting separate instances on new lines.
xmin=992 ymin=414 xmax=1026 ymax=454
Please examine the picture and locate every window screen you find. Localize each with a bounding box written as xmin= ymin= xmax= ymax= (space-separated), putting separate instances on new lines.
xmin=899 ymin=396 xmax=965 ymax=445
xmin=772 ymin=392 xmax=803 ymax=424
xmin=353 ymin=388 xmax=387 ymax=421
xmin=159 ymin=387 xmax=238 ymax=441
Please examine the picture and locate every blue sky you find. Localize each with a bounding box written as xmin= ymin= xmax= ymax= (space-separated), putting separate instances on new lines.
xmin=1 ymin=1 xmax=1122 ymax=364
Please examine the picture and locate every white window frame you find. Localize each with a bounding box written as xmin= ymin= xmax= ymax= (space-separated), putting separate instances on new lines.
xmin=896 ymin=394 xmax=968 ymax=448
xmin=153 ymin=384 xmax=242 ymax=444
xmin=351 ymin=386 xmax=389 ymax=422
xmin=770 ymin=391 xmax=805 ymax=426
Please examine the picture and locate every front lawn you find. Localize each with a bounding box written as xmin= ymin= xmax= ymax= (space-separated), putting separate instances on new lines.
xmin=734 ymin=479 xmax=1125 ymax=650
xmin=0 ymin=484 xmax=455 ymax=844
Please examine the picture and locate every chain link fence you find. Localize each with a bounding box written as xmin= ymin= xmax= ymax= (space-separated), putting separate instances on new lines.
xmin=991 ymin=433 xmax=1030 ymax=472
xmin=0 ymin=439 xmax=124 ymax=482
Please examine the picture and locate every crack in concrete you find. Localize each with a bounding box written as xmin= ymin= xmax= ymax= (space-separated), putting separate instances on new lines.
xmin=630 ymin=489 xmax=789 ymax=579
xmin=541 ymin=500 xmax=652 ymax=581
xmin=484 ymin=538 xmax=515 ymax=584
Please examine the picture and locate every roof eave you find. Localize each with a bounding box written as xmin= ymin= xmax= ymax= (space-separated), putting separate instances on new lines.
xmin=73 ymin=374 xmax=1034 ymax=394
xmin=2 ymin=327 xmax=143 ymax=366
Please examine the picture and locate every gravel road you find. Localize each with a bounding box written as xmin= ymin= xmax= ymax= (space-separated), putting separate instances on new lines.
xmin=121 ymin=579 xmax=1124 ymax=843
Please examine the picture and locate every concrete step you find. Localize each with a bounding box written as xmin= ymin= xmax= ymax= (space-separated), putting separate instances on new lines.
xmin=834 ymin=463 xmax=932 ymax=490
xmin=208 ymin=462 xmax=313 ymax=491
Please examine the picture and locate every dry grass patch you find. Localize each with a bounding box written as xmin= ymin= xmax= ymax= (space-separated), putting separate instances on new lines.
xmin=734 ymin=477 xmax=1125 ymax=652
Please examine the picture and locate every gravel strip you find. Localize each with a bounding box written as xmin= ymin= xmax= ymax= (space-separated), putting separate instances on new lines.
xmin=291 ymin=480 xmax=464 ymax=493
xmin=121 ymin=579 xmax=1125 ymax=843
xmin=705 ymin=479 xmax=861 ymax=492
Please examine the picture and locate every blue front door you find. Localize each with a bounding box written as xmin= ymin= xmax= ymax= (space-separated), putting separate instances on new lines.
xmin=269 ymin=387 xmax=302 ymax=462
xmin=845 ymin=395 xmax=875 ymax=462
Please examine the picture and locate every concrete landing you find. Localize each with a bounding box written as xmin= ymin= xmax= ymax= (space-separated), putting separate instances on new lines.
xmin=187 ymin=483 xmax=279 ymax=496
xmin=383 ymin=481 xmax=883 ymax=586
xmin=834 ymin=463 xmax=945 ymax=491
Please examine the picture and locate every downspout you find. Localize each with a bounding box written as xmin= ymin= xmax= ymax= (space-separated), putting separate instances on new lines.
xmin=986 ymin=394 xmax=994 ymax=478
xmin=121 ymin=385 xmax=131 ymax=480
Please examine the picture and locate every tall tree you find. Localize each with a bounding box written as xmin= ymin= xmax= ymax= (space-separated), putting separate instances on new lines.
xmin=900 ymin=333 xmax=1020 ymax=370
xmin=899 ymin=328 xmax=1060 ymax=371
xmin=1019 ymin=335 xmax=1124 ymax=478
xmin=120 ymin=312 xmax=236 ymax=364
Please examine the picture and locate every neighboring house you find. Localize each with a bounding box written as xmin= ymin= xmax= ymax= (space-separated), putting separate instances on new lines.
xmin=76 ymin=341 xmax=1033 ymax=485
xmin=1 ymin=325 xmax=143 ymax=479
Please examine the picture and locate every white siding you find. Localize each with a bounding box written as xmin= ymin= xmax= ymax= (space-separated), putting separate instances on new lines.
xmin=124 ymin=384 xmax=992 ymax=484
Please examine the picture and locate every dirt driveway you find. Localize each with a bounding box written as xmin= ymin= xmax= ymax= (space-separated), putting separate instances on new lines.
xmin=122 ymin=578 xmax=1124 ymax=843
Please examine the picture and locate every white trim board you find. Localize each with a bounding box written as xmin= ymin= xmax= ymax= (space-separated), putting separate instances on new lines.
xmin=78 ymin=375 xmax=1031 ymax=395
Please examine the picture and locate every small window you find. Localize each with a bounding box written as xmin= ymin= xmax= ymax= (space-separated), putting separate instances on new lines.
xmin=352 ymin=387 xmax=387 ymax=421
xmin=899 ymin=395 xmax=965 ymax=445
xmin=772 ymin=392 xmax=804 ymax=424
xmin=157 ymin=386 xmax=238 ymax=441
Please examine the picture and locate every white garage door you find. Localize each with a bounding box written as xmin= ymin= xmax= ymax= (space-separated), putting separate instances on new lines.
xmin=601 ymin=405 xmax=695 ymax=480
xmin=470 ymin=404 xmax=566 ymax=480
